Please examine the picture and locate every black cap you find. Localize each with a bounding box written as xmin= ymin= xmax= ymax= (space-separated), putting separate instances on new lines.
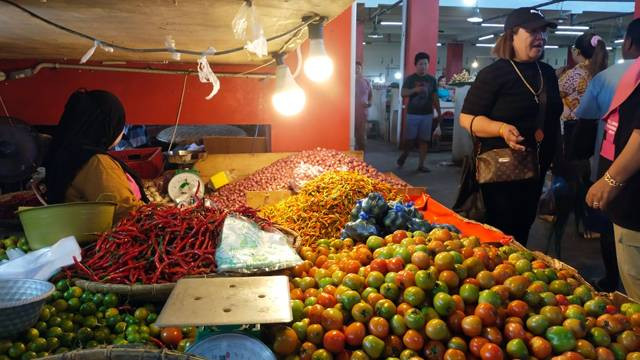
xmin=504 ymin=7 xmax=557 ymax=32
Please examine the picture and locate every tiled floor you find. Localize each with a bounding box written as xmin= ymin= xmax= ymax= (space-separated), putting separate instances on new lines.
xmin=364 ymin=139 xmax=615 ymax=290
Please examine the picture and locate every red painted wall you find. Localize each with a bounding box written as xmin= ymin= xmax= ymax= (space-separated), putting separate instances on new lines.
xmin=444 ymin=43 xmax=463 ymax=82
xmin=636 ymin=0 xmax=640 ymax=18
xmin=403 ymin=0 xmax=439 ymax=76
xmin=0 ymin=8 xmax=352 ymax=152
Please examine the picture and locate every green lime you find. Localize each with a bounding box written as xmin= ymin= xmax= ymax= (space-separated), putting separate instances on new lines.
xmin=34 ymin=322 xmax=47 ymax=334
xmin=59 ymin=313 xmax=74 ymax=322
xmin=77 ymin=327 xmax=93 ymax=343
xmin=85 ymin=340 xmax=98 ymax=348
xmin=92 ymin=293 xmax=104 ymax=306
xmin=60 ymin=320 xmax=74 ymax=333
xmin=46 ymin=337 xmax=59 ymax=352
xmin=47 ymin=316 xmax=61 ymax=328
xmin=46 ymin=327 xmax=63 ymax=338
xmin=72 ymin=313 xmax=83 ymax=324
xmin=146 ymin=313 xmax=158 ymax=324
xmin=67 ymin=298 xmax=81 ymax=312
xmin=55 ymin=280 xmax=69 ymax=292
xmin=83 ymin=316 xmax=98 ymax=329
xmin=105 ymin=308 xmax=119 ymax=318
xmin=52 ymin=299 xmax=68 ymax=313
xmin=26 ymin=338 xmax=46 ymax=353
xmin=112 ymin=338 xmax=128 ymax=345
xmin=8 ymin=342 xmax=25 ymax=359
xmin=148 ymin=323 xmax=160 ymax=337
xmin=79 ymin=302 xmax=97 ymax=316
xmin=105 ymin=314 xmax=121 ymax=328
xmin=94 ymin=329 xmax=109 ymax=344
xmin=59 ymin=333 xmax=76 ymax=348
xmin=103 ymin=293 xmax=119 ymax=308
xmin=24 ymin=329 xmax=39 ymax=342
xmin=126 ymin=333 xmax=141 ymax=344
xmin=36 ymin=353 xmax=48 ymax=359
xmin=124 ymin=315 xmax=138 ymax=326
xmin=113 ymin=322 xmax=127 ymax=334
xmin=134 ymin=308 xmax=149 ymax=322
xmin=55 ymin=347 xmax=69 ymax=355
xmin=125 ymin=325 xmax=139 ymax=336
xmin=50 ymin=291 xmax=63 ymax=302
xmin=38 ymin=308 xmax=50 ymax=322
xmin=19 ymin=351 xmax=37 ymax=360
xmin=95 ymin=311 xmax=104 ymax=320
xmin=79 ymin=290 xmax=93 ymax=303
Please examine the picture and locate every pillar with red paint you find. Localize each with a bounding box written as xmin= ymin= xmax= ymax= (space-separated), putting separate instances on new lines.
xmin=445 ymin=43 xmax=463 ymax=81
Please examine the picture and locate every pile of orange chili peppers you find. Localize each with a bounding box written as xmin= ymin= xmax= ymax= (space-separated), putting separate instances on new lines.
xmin=260 ymin=171 xmax=400 ymax=246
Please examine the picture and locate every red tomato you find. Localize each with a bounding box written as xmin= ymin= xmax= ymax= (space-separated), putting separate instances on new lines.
xmin=160 ymin=327 xmax=183 ymax=347
xmin=344 ymin=322 xmax=366 ymax=347
xmin=323 ymin=330 xmax=346 ymax=353
xmin=317 ymin=293 xmax=337 ymax=308
xmin=480 ymin=342 xmax=504 ymax=360
xmin=387 ymin=257 xmax=405 ymax=273
xmin=469 ymin=337 xmax=490 ymax=357
xmin=370 ymin=259 xmax=388 ymax=274
xmin=403 ymin=329 xmax=425 ymax=351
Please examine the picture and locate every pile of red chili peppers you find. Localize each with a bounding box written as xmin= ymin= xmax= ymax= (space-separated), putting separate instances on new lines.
xmin=72 ymin=202 xmax=270 ymax=284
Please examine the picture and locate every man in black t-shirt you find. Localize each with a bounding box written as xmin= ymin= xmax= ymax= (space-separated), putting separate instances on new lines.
xmin=397 ymin=52 xmax=441 ymax=172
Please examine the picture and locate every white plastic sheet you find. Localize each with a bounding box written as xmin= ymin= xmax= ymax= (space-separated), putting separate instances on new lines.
xmin=0 ymin=236 xmax=81 ymax=281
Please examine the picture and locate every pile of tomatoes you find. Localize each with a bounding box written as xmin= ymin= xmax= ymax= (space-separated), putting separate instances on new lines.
xmin=273 ymin=228 xmax=640 ymax=360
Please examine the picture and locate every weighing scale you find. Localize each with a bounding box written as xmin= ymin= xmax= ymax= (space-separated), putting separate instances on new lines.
xmin=167 ymin=170 xmax=205 ymax=204
xmin=155 ymin=276 xmax=292 ymax=360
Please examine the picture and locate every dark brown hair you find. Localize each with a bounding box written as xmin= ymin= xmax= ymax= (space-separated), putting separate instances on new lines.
xmin=574 ymin=33 xmax=608 ymax=77
xmin=492 ymin=28 xmax=518 ymax=60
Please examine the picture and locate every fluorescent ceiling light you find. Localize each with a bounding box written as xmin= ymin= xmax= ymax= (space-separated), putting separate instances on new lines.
xmin=463 ymin=0 xmax=477 ymax=6
xmin=475 ymin=43 xmax=494 ymax=47
xmin=607 ymin=46 xmax=613 ymax=50
xmin=362 ymin=42 xmax=366 ymax=45
xmin=437 ymin=42 xmax=442 ymax=46
xmin=615 ymin=39 xmax=624 ymax=43
xmin=467 ymin=7 xmax=483 ymax=23
xmin=380 ymin=21 xmax=402 ymax=26
xmin=544 ymin=45 xmax=559 ymax=49
xmin=618 ymin=59 xmax=625 ymax=64
xmin=555 ymin=31 xmax=584 ymax=35
xmin=478 ymin=34 xmax=494 ymax=40
xmin=481 ymin=23 xmax=503 ymax=27
xmin=557 ymin=25 xmax=590 ymax=30
xmin=368 ymin=34 xmax=383 ymax=39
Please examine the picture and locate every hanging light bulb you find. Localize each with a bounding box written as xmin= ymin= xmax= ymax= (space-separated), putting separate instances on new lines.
xmin=304 ymin=18 xmax=334 ymax=82
xmin=272 ymin=54 xmax=306 ymax=116
xmin=471 ymin=59 xmax=479 ymax=68
xmin=467 ymin=7 xmax=483 ymax=23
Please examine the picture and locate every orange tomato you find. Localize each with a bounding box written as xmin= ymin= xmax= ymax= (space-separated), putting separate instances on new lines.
xmin=480 ymin=342 xmax=504 ymax=360
xmin=444 ymin=349 xmax=467 ymax=360
xmin=368 ymin=316 xmax=390 ymax=338
xmin=474 ymin=303 xmax=498 ymax=327
xmin=272 ymin=326 xmax=300 ymax=356
xmin=344 ymin=322 xmax=366 ymax=347
xmin=403 ymin=329 xmax=425 ymax=351
xmin=507 ymin=300 xmax=529 ymax=318
xmin=322 ymin=330 xmax=345 ymax=354
xmin=469 ymin=337 xmax=490 ymax=358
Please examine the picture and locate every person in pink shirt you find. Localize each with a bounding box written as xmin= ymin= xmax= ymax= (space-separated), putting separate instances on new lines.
xmin=355 ymin=61 xmax=372 ymax=151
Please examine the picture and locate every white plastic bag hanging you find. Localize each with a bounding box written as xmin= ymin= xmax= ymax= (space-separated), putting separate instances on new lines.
xmin=165 ymin=35 xmax=181 ymax=61
xmin=232 ymin=1 xmax=268 ymax=57
xmin=197 ymin=47 xmax=220 ymax=100
xmin=80 ymin=40 xmax=114 ymax=64
xmin=0 ymin=236 xmax=81 ymax=281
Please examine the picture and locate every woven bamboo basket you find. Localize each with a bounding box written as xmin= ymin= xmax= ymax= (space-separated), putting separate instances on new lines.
xmin=39 ymin=345 xmax=204 ymax=360
xmin=74 ymin=225 xmax=300 ymax=301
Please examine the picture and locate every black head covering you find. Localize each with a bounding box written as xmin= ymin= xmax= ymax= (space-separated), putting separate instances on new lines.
xmin=45 ymin=89 xmax=149 ymax=204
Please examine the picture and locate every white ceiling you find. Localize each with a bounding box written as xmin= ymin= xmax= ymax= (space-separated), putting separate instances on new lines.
xmin=359 ymin=1 xmax=634 ymax=47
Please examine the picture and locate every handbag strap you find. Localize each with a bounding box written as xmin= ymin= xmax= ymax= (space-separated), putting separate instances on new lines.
xmin=469 ymin=115 xmax=481 ymax=159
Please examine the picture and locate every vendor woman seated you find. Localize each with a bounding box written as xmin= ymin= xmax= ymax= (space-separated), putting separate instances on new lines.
xmin=44 ymin=89 xmax=148 ymax=222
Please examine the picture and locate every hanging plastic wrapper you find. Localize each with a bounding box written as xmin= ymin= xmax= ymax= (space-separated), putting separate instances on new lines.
xmin=232 ymin=1 xmax=268 ymax=57
xmin=165 ymin=35 xmax=181 ymax=61
xmin=80 ymin=40 xmax=114 ymax=64
xmin=197 ymin=47 xmax=220 ymax=100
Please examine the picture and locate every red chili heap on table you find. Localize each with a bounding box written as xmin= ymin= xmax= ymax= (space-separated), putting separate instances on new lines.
xmin=72 ymin=202 xmax=270 ymax=284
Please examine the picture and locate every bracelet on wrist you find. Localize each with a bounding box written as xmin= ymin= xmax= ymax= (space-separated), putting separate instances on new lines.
xmin=604 ymin=172 xmax=624 ymax=187
xmin=498 ymin=123 xmax=507 ymax=138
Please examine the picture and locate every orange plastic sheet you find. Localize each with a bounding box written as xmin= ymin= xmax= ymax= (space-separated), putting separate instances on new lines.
xmin=411 ymin=193 xmax=513 ymax=245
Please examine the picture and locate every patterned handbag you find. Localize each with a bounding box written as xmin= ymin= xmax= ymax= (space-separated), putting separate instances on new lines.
xmin=472 ymin=64 xmax=546 ymax=184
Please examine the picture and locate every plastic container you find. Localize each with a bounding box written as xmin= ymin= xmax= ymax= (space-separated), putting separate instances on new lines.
xmin=0 ymin=279 xmax=54 ymax=338
xmin=108 ymin=147 xmax=164 ymax=179
xmin=17 ymin=202 xmax=116 ymax=250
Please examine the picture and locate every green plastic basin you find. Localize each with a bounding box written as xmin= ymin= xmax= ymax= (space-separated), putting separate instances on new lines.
xmin=17 ymin=201 xmax=117 ymax=250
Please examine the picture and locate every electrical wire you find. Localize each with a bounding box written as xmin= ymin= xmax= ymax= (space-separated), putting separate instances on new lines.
xmin=0 ymin=0 xmax=320 ymax=57
xmin=168 ymin=74 xmax=189 ymax=152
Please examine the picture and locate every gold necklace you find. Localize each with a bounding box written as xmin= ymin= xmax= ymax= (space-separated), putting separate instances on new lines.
xmin=509 ymin=60 xmax=543 ymax=104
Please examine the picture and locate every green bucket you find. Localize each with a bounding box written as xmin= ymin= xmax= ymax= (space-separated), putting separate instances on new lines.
xmin=17 ymin=201 xmax=117 ymax=250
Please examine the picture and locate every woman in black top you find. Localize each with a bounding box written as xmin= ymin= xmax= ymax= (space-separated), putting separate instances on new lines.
xmin=460 ymin=7 xmax=563 ymax=245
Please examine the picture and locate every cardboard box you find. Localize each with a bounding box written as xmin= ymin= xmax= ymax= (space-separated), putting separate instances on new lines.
xmin=203 ymin=136 xmax=269 ymax=154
